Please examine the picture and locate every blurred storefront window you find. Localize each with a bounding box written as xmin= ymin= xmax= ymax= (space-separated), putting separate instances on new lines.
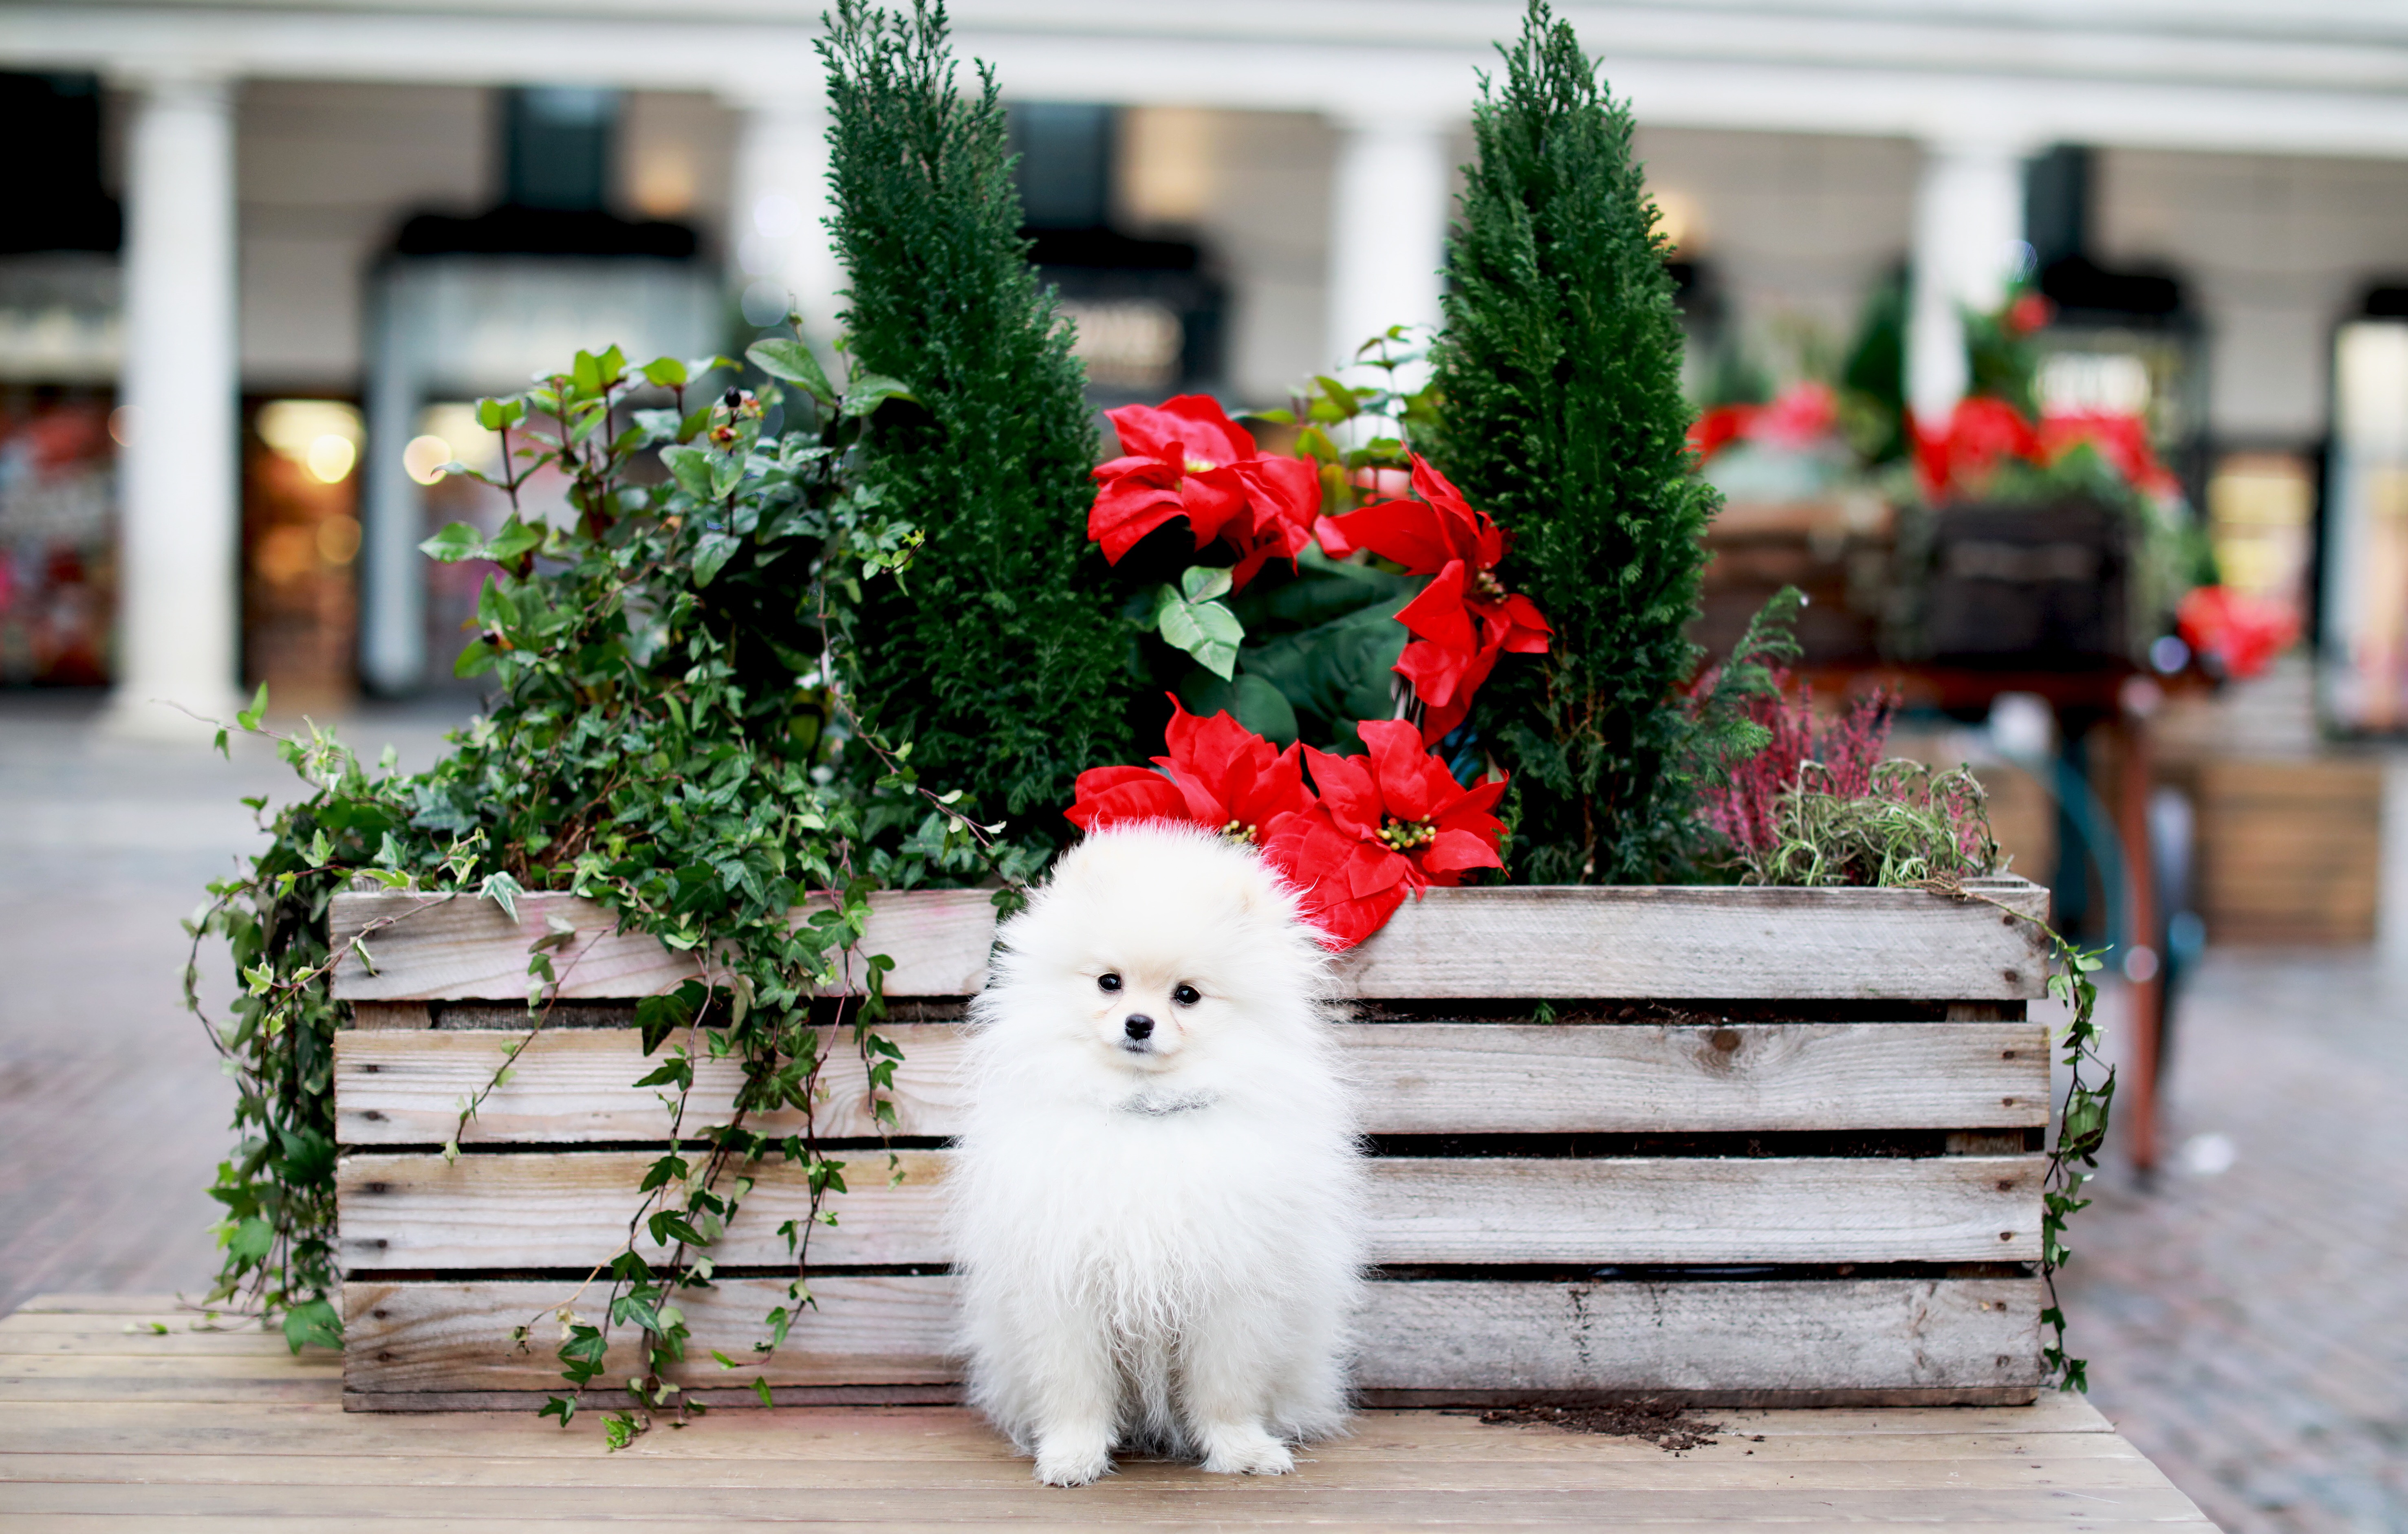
xmin=0 ymin=389 xmax=115 ymax=685
xmin=242 ymin=399 xmax=362 ymax=712
xmin=2324 ymin=316 xmax=2408 ymax=732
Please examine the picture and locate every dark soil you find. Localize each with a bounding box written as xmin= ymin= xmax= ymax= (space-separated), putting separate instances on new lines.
xmin=1476 ymin=1400 xmax=1725 ymax=1452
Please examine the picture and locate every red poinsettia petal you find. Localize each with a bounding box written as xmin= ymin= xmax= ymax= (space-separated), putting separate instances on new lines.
xmin=1428 ymin=772 xmax=1510 ymax=837
xmin=1397 ymin=561 xmax=1480 ymax=654
xmin=1181 ymin=468 xmax=1251 ymax=548
xmin=1300 ymin=744 xmax=1384 ymax=839
xmin=1313 ymin=513 xmax=1357 ymax=557
xmin=1065 ymin=765 xmax=1189 ymax=833
xmin=1420 ymin=825 xmax=1504 ymax=882
xmin=1355 ymin=718 xmax=1458 ymax=823
xmin=1485 ymin=592 xmax=1553 ymax=652
xmin=1228 ymin=743 xmax=1315 ymax=841
xmin=1234 ymin=455 xmax=1322 ymax=538
xmin=1317 ymin=496 xmax=1456 ymax=574
xmin=1406 ymin=454 xmax=1472 ymax=518
xmin=1152 ymin=762 xmax=1232 ymax=826
xmin=1087 ymin=468 xmax=1187 ymax=563
xmin=1395 ymin=635 xmax=1476 ymax=711
xmin=1260 ymin=802 xmax=1416 ymax=950
xmin=1109 ymin=395 xmax=1255 ymax=469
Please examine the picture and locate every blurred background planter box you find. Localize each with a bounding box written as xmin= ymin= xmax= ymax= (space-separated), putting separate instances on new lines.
xmin=326 ymin=880 xmax=2057 ymax=1412
xmin=1917 ymin=498 xmax=2133 ymax=667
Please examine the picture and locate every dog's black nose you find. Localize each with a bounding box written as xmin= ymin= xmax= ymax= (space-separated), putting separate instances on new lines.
xmin=1123 ymin=1014 xmax=1154 ymax=1041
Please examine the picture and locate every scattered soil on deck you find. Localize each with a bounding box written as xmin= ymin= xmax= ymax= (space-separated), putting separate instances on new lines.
xmin=1475 ymin=1401 xmax=1726 ymax=1451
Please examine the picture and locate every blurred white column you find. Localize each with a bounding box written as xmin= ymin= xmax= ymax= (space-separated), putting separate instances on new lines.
xmin=1907 ymin=137 xmax=2029 ymax=424
xmin=725 ymin=94 xmax=844 ymax=343
xmin=104 ymin=71 xmax=242 ymax=739
xmin=1325 ymin=112 xmax=1451 ymax=385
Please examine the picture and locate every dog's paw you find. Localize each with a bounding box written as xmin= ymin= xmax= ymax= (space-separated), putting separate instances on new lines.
xmin=1198 ymin=1423 xmax=1295 ymax=1476
xmin=1032 ymin=1428 xmax=1115 ymax=1488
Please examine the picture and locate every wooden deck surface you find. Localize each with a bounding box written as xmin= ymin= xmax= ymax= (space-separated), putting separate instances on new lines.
xmin=0 ymin=1294 xmax=2217 ymax=1531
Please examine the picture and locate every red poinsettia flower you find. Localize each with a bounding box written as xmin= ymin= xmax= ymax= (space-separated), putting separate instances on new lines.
xmin=1087 ymin=395 xmax=1320 ymax=590
xmin=1686 ymin=404 xmax=1757 ymax=464
xmin=2177 ymin=585 xmax=2298 ymax=680
xmin=1315 ymin=456 xmax=1552 ymax=743
xmin=2007 ymin=292 xmax=2057 ymax=336
xmin=1912 ymin=396 xmax=2043 ymax=501
xmin=2038 ymin=411 xmax=2180 ymax=497
xmin=1260 ymin=719 xmax=1508 ymax=949
xmin=1224 ymin=454 xmax=1322 ymax=590
xmin=1065 ymin=697 xmax=1314 ymax=844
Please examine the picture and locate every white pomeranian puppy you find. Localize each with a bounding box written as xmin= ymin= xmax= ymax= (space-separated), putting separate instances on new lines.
xmin=947 ymin=821 xmax=1364 ymax=1487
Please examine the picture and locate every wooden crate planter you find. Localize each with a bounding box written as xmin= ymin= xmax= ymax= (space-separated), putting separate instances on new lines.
xmin=328 ymin=879 xmax=2055 ymax=1411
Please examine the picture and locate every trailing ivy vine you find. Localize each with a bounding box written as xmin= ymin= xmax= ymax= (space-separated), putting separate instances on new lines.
xmin=187 ymin=328 xmax=1035 ymax=1447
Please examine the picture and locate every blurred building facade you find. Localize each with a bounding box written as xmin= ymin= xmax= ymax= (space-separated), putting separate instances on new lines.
xmin=4 ymin=0 xmax=2408 ymax=724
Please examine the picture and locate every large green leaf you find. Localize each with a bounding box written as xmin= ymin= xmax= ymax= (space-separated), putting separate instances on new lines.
xmin=1176 ymin=670 xmax=1300 ymax=746
xmin=1237 ymin=595 xmax=1408 ymax=747
xmin=1231 ymin=543 xmax=1417 ymax=631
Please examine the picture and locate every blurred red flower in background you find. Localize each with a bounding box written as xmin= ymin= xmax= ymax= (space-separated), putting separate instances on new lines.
xmin=2177 ymin=585 xmax=2299 ymax=680
xmin=2040 ymin=411 xmax=2180 ymax=497
xmin=1912 ymin=396 xmax=2042 ymax=500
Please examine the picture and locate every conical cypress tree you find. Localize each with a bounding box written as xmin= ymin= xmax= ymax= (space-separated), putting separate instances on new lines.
xmin=819 ymin=0 xmax=1133 ymax=832
xmin=1429 ymin=1 xmax=1720 ymax=883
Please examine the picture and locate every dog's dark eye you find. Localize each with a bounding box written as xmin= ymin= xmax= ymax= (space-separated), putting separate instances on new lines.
xmin=1172 ymin=984 xmax=1201 ymax=1006
xmin=1097 ymin=973 xmax=1121 ymax=993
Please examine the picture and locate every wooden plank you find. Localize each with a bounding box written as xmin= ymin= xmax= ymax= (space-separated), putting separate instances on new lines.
xmin=0 ymin=1391 xmax=2119 ymax=1451
xmin=0 ymin=1479 xmax=2215 ymax=1524
xmin=328 ymin=879 xmax=2052 ymax=1004
xmin=339 ymin=1275 xmax=2038 ymax=1399
xmin=335 ymin=1021 xmax=2049 ymax=1145
xmin=12 ymin=1446 xmax=2180 ymax=1492
xmin=0 ymin=1521 xmax=2225 ymax=1534
xmin=329 ymin=890 xmax=996 ymax=1004
xmin=336 ymin=1151 xmax=2042 ymax=1270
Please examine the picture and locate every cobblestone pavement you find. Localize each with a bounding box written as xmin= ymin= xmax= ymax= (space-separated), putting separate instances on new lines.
xmin=3 ymin=693 xmax=2403 ymax=1531
xmin=0 ymin=693 xmax=465 ymax=1314
xmin=2061 ymin=949 xmax=2408 ymax=1534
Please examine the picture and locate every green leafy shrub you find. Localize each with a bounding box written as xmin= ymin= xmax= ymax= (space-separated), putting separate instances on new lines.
xmin=822 ymin=0 xmax=1137 ymax=829
xmin=1428 ymin=0 xmax=1725 ymax=883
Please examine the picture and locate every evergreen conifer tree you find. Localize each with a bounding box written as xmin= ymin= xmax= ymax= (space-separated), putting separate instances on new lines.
xmin=818 ymin=0 xmax=1133 ymax=833
xmin=1429 ymin=0 xmax=1721 ymax=883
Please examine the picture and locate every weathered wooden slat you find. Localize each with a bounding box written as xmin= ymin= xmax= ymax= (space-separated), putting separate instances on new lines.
xmin=328 ymin=880 xmax=2051 ymax=1004
xmin=335 ymin=1151 xmax=2041 ymax=1270
xmin=335 ymin=1022 xmax=2049 ymax=1145
xmin=339 ymin=1275 xmax=2040 ymax=1400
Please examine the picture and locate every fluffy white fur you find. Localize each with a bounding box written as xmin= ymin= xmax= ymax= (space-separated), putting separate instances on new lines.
xmin=947 ymin=822 xmax=1365 ymax=1487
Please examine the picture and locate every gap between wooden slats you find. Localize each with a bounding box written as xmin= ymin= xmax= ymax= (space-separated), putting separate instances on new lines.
xmin=326 ymin=881 xmax=2051 ymax=1004
xmin=335 ymin=1151 xmax=2042 ymax=1270
xmin=339 ymin=1274 xmax=2041 ymax=1399
xmin=334 ymin=1021 xmax=2048 ymax=1144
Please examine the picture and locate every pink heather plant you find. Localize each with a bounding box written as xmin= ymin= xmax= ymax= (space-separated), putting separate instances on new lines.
xmin=1698 ymin=673 xmax=1895 ymax=856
